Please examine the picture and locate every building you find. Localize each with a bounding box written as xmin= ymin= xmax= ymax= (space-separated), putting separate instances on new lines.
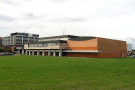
xmin=23 ymin=40 xmax=67 ymax=56
xmin=67 ymin=37 xmax=127 ymax=58
xmin=127 ymin=44 xmax=132 ymax=52
xmin=127 ymin=44 xmax=132 ymax=55
xmin=2 ymin=32 xmax=39 ymax=46
xmin=23 ymin=35 xmax=127 ymax=58
xmin=22 ymin=35 xmax=77 ymax=56
xmin=132 ymin=49 xmax=135 ymax=55
xmin=39 ymin=35 xmax=78 ymax=42
xmin=2 ymin=32 xmax=39 ymax=53
xmin=0 ymin=37 xmax=2 ymax=47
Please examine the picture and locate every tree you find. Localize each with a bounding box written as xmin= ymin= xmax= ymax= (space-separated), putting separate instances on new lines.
xmin=0 ymin=47 xmax=4 ymax=52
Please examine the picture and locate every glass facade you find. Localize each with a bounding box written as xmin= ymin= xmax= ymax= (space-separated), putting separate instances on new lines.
xmin=2 ymin=33 xmax=39 ymax=46
xmin=29 ymin=43 xmax=59 ymax=47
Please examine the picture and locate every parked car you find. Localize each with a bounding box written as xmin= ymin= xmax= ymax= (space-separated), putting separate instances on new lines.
xmin=0 ymin=52 xmax=13 ymax=56
xmin=131 ymin=55 xmax=135 ymax=58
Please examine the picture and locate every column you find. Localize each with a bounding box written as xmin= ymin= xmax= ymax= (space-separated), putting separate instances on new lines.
xmin=18 ymin=50 xmax=20 ymax=54
xmin=53 ymin=50 xmax=56 ymax=56
xmin=22 ymin=49 xmax=24 ymax=55
xmin=37 ymin=50 xmax=39 ymax=56
xmin=48 ymin=50 xmax=51 ymax=56
xmin=32 ymin=50 xmax=34 ymax=55
xmin=59 ymin=50 xmax=62 ymax=57
xmin=26 ymin=50 xmax=28 ymax=55
xmin=42 ymin=50 xmax=45 ymax=56
xmin=44 ymin=51 xmax=46 ymax=56
xmin=29 ymin=50 xmax=31 ymax=55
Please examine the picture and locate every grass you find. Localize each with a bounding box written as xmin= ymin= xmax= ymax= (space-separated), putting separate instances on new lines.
xmin=0 ymin=55 xmax=135 ymax=90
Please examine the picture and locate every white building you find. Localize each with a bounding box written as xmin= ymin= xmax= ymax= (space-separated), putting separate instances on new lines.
xmin=127 ymin=44 xmax=132 ymax=52
xmin=2 ymin=32 xmax=39 ymax=46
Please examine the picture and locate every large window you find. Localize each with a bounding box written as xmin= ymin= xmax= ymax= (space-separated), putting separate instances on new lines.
xmin=29 ymin=44 xmax=43 ymax=47
xmin=29 ymin=43 xmax=59 ymax=47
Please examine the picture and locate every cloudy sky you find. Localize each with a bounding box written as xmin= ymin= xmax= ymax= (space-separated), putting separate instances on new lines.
xmin=0 ymin=0 xmax=135 ymax=48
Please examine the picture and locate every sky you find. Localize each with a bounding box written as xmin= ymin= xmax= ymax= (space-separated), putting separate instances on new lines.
xmin=0 ymin=0 xmax=135 ymax=48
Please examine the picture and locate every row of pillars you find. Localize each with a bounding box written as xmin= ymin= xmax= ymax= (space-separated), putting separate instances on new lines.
xmin=22 ymin=50 xmax=62 ymax=57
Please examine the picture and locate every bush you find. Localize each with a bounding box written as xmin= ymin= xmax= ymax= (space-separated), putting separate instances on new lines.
xmin=0 ymin=47 xmax=4 ymax=52
xmin=7 ymin=50 xmax=12 ymax=53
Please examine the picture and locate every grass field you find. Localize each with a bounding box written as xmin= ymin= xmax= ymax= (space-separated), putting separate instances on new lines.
xmin=0 ymin=55 xmax=135 ymax=90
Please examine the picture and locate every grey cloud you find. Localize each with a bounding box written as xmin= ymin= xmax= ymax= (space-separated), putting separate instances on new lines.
xmin=0 ymin=26 xmax=15 ymax=37
xmin=0 ymin=15 xmax=15 ymax=21
xmin=51 ymin=0 xmax=65 ymax=1
xmin=67 ymin=18 xmax=86 ymax=22
xmin=87 ymin=0 xmax=135 ymax=18
xmin=50 ymin=17 xmax=86 ymax=23
xmin=49 ymin=0 xmax=83 ymax=3
xmin=26 ymin=13 xmax=37 ymax=19
xmin=1 ymin=0 xmax=17 ymax=5
xmin=23 ymin=13 xmax=47 ymax=20
xmin=91 ymin=9 xmax=132 ymax=19
xmin=123 ymin=0 xmax=135 ymax=7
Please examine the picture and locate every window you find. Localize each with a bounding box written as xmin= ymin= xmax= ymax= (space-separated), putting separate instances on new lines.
xmin=43 ymin=44 xmax=47 ymax=47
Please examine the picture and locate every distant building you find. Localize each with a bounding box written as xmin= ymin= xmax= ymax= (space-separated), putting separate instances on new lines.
xmin=2 ymin=32 xmax=39 ymax=53
xmin=0 ymin=37 xmax=2 ymax=47
xmin=127 ymin=44 xmax=132 ymax=55
xmin=23 ymin=35 xmax=127 ymax=58
xmin=127 ymin=44 xmax=132 ymax=52
xmin=2 ymin=32 xmax=39 ymax=46
xmin=132 ymin=49 xmax=135 ymax=55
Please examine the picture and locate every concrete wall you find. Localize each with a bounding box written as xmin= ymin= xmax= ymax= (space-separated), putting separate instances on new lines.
xmin=24 ymin=43 xmax=67 ymax=50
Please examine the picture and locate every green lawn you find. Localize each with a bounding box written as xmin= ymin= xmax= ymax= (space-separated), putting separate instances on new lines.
xmin=0 ymin=56 xmax=135 ymax=90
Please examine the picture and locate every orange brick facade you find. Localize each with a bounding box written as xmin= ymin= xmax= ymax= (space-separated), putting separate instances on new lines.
xmin=67 ymin=38 xmax=98 ymax=51
xmin=67 ymin=38 xmax=127 ymax=58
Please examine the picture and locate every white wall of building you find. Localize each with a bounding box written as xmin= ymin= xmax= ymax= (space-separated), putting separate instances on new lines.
xmin=127 ymin=44 xmax=132 ymax=51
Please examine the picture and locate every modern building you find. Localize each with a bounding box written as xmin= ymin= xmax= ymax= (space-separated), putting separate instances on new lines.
xmin=67 ymin=37 xmax=127 ymax=58
xmin=127 ymin=44 xmax=132 ymax=55
xmin=23 ymin=35 xmax=127 ymax=58
xmin=2 ymin=32 xmax=39 ymax=53
xmin=127 ymin=44 xmax=132 ymax=52
xmin=22 ymin=35 xmax=77 ymax=56
xmin=39 ymin=35 xmax=78 ymax=42
xmin=0 ymin=37 xmax=2 ymax=47
xmin=2 ymin=32 xmax=39 ymax=46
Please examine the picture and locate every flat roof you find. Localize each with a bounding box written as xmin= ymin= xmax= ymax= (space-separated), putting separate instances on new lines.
xmin=25 ymin=40 xmax=67 ymax=44
xmin=39 ymin=35 xmax=79 ymax=39
xmin=69 ymin=36 xmax=96 ymax=41
xmin=11 ymin=32 xmax=39 ymax=36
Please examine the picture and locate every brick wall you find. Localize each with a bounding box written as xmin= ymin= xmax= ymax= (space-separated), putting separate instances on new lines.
xmin=67 ymin=38 xmax=98 ymax=50
xmin=66 ymin=38 xmax=127 ymax=58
